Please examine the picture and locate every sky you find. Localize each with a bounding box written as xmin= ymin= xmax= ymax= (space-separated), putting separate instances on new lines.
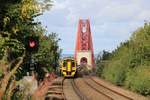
xmin=37 ymin=0 xmax=150 ymax=54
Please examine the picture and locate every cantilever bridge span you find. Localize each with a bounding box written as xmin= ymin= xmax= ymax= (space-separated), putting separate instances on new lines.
xmin=74 ymin=19 xmax=95 ymax=68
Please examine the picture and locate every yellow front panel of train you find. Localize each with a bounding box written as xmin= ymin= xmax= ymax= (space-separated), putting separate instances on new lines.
xmin=61 ymin=58 xmax=77 ymax=77
xmin=67 ymin=61 xmax=71 ymax=72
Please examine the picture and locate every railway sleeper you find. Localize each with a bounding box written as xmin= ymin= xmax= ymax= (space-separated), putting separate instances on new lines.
xmin=48 ymin=87 xmax=62 ymax=91
xmin=46 ymin=91 xmax=63 ymax=94
xmin=52 ymin=82 xmax=62 ymax=85
xmin=45 ymin=94 xmax=65 ymax=100
xmin=48 ymin=86 xmax=62 ymax=89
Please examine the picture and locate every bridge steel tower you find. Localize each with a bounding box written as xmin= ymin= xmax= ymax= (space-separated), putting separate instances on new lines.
xmin=75 ymin=19 xmax=95 ymax=68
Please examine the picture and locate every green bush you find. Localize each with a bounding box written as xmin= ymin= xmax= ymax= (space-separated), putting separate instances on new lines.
xmin=125 ymin=66 xmax=150 ymax=95
xmin=96 ymin=63 xmax=105 ymax=77
xmin=0 ymin=68 xmax=2 ymax=77
xmin=102 ymin=60 xmax=127 ymax=86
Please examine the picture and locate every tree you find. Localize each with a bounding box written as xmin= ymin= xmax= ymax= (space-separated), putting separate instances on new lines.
xmin=0 ymin=0 xmax=55 ymax=98
xmin=95 ymin=50 xmax=111 ymax=77
xmin=33 ymin=33 xmax=61 ymax=80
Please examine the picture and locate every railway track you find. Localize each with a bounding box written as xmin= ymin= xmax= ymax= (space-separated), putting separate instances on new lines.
xmin=75 ymin=77 xmax=112 ymax=100
xmin=63 ymin=78 xmax=88 ymax=100
xmin=74 ymin=76 xmax=148 ymax=100
xmin=45 ymin=76 xmax=148 ymax=100
xmin=88 ymin=76 xmax=132 ymax=100
xmin=88 ymin=76 xmax=148 ymax=100
xmin=45 ymin=78 xmax=87 ymax=100
xmin=45 ymin=77 xmax=66 ymax=100
xmin=70 ymin=79 xmax=88 ymax=100
xmin=82 ymin=76 xmax=149 ymax=100
xmin=82 ymin=76 xmax=131 ymax=100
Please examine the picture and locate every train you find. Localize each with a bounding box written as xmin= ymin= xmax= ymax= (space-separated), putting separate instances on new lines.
xmin=60 ymin=57 xmax=77 ymax=77
xmin=60 ymin=57 xmax=93 ymax=77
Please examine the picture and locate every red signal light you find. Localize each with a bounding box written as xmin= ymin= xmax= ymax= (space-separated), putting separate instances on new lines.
xmin=29 ymin=41 xmax=36 ymax=48
xmin=25 ymin=36 xmax=39 ymax=52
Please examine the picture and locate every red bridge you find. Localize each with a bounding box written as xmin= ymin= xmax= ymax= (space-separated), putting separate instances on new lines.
xmin=75 ymin=19 xmax=95 ymax=68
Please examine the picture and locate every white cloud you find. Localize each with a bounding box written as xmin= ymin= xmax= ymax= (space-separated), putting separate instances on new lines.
xmin=51 ymin=0 xmax=150 ymax=23
xmin=38 ymin=0 xmax=150 ymax=54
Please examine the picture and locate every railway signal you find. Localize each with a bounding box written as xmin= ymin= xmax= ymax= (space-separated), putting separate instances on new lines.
xmin=25 ymin=36 xmax=39 ymax=52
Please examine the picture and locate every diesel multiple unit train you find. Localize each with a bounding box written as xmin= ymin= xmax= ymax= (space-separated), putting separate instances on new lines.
xmin=60 ymin=57 xmax=92 ymax=77
xmin=60 ymin=57 xmax=77 ymax=77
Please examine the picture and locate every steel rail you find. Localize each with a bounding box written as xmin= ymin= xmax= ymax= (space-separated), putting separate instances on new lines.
xmin=89 ymin=76 xmax=133 ymax=100
xmin=83 ymin=77 xmax=113 ymax=100
xmin=71 ymin=78 xmax=88 ymax=100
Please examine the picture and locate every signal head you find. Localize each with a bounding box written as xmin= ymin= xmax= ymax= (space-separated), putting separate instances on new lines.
xmin=25 ymin=36 xmax=39 ymax=52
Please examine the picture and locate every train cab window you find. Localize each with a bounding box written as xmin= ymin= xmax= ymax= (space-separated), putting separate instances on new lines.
xmin=63 ymin=61 xmax=67 ymax=67
xmin=71 ymin=61 xmax=75 ymax=67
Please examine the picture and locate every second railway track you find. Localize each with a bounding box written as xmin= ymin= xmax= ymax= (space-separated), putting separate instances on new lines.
xmin=82 ymin=76 xmax=148 ymax=100
xmin=83 ymin=76 xmax=131 ymax=100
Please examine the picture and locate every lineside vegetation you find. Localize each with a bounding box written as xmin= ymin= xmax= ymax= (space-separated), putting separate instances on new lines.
xmin=96 ymin=22 xmax=150 ymax=96
xmin=0 ymin=0 xmax=61 ymax=99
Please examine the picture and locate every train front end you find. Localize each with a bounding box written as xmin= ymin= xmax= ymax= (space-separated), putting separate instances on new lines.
xmin=61 ymin=58 xmax=77 ymax=77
